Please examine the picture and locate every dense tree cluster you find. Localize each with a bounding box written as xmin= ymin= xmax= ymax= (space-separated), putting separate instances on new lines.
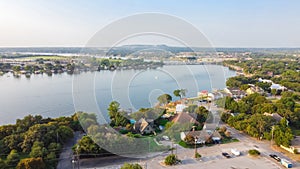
xmin=221 ymin=92 xmax=299 ymax=146
xmin=0 ymin=114 xmax=82 ymax=169
xmin=224 ymin=59 xmax=300 ymax=91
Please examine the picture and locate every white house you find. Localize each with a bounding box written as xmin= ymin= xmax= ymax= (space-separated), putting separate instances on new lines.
xmin=175 ymin=104 xmax=187 ymax=113
xmin=270 ymin=83 xmax=286 ymax=91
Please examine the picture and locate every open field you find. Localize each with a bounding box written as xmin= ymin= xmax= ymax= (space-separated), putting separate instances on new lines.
xmin=15 ymin=55 xmax=69 ymax=60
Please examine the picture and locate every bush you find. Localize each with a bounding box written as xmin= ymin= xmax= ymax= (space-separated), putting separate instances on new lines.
xmin=120 ymin=163 xmax=142 ymax=169
xmin=0 ymin=158 xmax=8 ymax=169
xmin=164 ymin=154 xmax=180 ymax=166
xmin=16 ymin=157 xmax=45 ymax=169
xmin=248 ymin=149 xmax=260 ymax=156
xmin=195 ymin=152 xmax=201 ymax=158
xmin=6 ymin=149 xmax=20 ymax=167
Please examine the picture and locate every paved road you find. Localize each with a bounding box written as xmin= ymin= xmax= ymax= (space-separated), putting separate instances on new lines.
xmin=57 ymin=131 xmax=82 ymax=169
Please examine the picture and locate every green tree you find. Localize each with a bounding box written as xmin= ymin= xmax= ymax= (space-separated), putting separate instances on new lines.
xmin=6 ymin=149 xmax=20 ymax=167
xmin=120 ymin=163 xmax=143 ymax=169
xmin=271 ymin=89 xmax=277 ymax=97
xmin=29 ymin=141 xmax=46 ymax=158
xmin=0 ymin=158 xmax=8 ymax=169
xmin=73 ymin=136 xmax=106 ymax=155
xmin=164 ymin=154 xmax=180 ymax=165
xmin=56 ymin=126 xmax=74 ymax=143
xmin=195 ymin=106 xmax=209 ymax=123
xmin=173 ymin=89 xmax=181 ymax=99
xmin=16 ymin=157 xmax=45 ymax=169
xmin=157 ymin=94 xmax=172 ymax=105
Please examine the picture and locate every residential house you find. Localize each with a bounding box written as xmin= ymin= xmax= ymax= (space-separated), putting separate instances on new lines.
xmin=224 ymin=87 xmax=246 ymax=99
xmin=172 ymin=112 xmax=199 ymax=125
xmin=133 ymin=118 xmax=155 ymax=135
xmin=270 ymin=83 xmax=286 ymax=91
xmin=246 ymin=86 xmax=264 ymax=95
xmin=180 ymin=130 xmax=211 ymax=144
xmin=258 ymin=78 xmax=273 ymax=83
xmin=175 ymin=104 xmax=187 ymax=113
xmin=263 ymin=112 xmax=283 ymax=122
xmin=180 ymin=129 xmax=222 ymax=144
xmin=198 ymin=90 xmax=208 ymax=98
xmin=291 ymin=136 xmax=300 ymax=153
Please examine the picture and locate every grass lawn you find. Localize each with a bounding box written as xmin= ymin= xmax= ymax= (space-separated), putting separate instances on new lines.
xmin=147 ymin=138 xmax=169 ymax=152
xmin=178 ymin=137 xmax=239 ymax=149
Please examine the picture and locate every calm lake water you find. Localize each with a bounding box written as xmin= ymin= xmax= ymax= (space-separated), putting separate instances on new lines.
xmin=0 ymin=65 xmax=235 ymax=125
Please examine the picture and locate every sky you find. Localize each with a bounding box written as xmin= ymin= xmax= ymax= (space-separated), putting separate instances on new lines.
xmin=0 ymin=0 xmax=300 ymax=47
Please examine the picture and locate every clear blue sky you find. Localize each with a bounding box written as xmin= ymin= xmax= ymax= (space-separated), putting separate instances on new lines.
xmin=0 ymin=0 xmax=300 ymax=47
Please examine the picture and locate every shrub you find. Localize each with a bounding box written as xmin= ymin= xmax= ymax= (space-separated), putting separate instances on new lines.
xmin=164 ymin=154 xmax=181 ymax=166
xmin=195 ymin=152 xmax=201 ymax=158
xmin=248 ymin=149 xmax=260 ymax=156
xmin=120 ymin=163 xmax=142 ymax=169
xmin=16 ymin=157 xmax=45 ymax=169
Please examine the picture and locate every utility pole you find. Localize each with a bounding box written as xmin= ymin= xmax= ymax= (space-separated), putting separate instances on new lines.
xmin=271 ymin=125 xmax=274 ymax=148
xmin=194 ymin=137 xmax=198 ymax=158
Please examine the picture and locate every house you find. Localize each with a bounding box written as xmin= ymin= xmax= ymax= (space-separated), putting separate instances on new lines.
xmin=175 ymin=104 xmax=187 ymax=113
xmin=180 ymin=130 xmax=211 ymax=144
xmin=258 ymin=78 xmax=273 ymax=83
xmin=211 ymin=130 xmax=222 ymax=143
xmin=263 ymin=112 xmax=283 ymax=122
xmin=225 ymin=87 xmax=246 ymax=99
xmin=291 ymin=136 xmax=300 ymax=153
xmin=180 ymin=129 xmax=222 ymax=144
xmin=133 ymin=118 xmax=155 ymax=135
xmin=198 ymin=90 xmax=208 ymax=98
xmin=246 ymin=86 xmax=264 ymax=95
xmin=207 ymin=93 xmax=215 ymax=101
xmin=270 ymin=83 xmax=286 ymax=91
xmin=203 ymin=123 xmax=217 ymax=131
xmin=172 ymin=112 xmax=199 ymax=125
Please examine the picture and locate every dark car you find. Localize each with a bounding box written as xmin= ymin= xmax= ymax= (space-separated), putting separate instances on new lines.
xmin=269 ymin=154 xmax=281 ymax=162
xmin=222 ymin=152 xmax=231 ymax=158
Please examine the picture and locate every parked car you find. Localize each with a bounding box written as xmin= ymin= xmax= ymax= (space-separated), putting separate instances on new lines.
xmin=231 ymin=148 xmax=240 ymax=156
xmin=222 ymin=152 xmax=231 ymax=158
xmin=162 ymin=135 xmax=169 ymax=141
xmin=269 ymin=154 xmax=281 ymax=162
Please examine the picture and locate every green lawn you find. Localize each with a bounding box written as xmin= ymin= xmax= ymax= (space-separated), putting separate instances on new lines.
xmin=178 ymin=137 xmax=239 ymax=149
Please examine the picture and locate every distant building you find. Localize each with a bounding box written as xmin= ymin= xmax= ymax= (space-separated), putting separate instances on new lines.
xmin=224 ymin=87 xmax=246 ymax=99
xmin=258 ymin=78 xmax=273 ymax=83
xmin=198 ymin=90 xmax=209 ymax=98
xmin=270 ymin=83 xmax=286 ymax=91
xmin=246 ymin=86 xmax=264 ymax=95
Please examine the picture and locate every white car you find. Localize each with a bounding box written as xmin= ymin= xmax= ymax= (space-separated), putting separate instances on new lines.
xmin=162 ymin=135 xmax=170 ymax=141
xmin=231 ymin=148 xmax=240 ymax=156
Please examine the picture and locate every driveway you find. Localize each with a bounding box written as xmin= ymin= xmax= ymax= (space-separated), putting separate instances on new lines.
xmin=57 ymin=131 xmax=82 ymax=169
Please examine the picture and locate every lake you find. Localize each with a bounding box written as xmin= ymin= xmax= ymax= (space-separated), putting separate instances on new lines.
xmin=0 ymin=65 xmax=235 ymax=125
